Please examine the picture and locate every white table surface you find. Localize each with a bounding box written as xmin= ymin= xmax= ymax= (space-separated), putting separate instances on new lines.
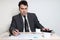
xmin=0 ymin=32 xmax=60 ymax=40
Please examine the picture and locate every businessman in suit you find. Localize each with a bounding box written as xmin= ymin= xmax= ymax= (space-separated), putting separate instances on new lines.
xmin=9 ymin=1 xmax=49 ymax=34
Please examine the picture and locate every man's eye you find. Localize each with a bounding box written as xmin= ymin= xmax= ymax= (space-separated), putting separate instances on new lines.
xmin=21 ymin=8 xmax=24 ymax=9
xmin=21 ymin=8 xmax=27 ymax=10
xmin=25 ymin=8 xmax=27 ymax=9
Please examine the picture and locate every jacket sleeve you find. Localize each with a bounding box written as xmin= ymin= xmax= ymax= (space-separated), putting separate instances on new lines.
xmin=9 ymin=16 xmax=17 ymax=29
xmin=33 ymin=14 xmax=44 ymax=29
xmin=9 ymin=16 xmax=17 ymax=35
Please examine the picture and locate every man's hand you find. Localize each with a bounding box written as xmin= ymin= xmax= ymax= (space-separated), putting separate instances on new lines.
xmin=41 ymin=28 xmax=52 ymax=33
xmin=42 ymin=28 xmax=49 ymax=31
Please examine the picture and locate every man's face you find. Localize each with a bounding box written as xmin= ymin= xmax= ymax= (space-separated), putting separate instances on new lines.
xmin=19 ymin=4 xmax=28 ymax=16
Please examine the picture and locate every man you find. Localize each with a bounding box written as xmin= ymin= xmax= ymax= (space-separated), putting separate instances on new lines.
xmin=9 ymin=1 xmax=49 ymax=33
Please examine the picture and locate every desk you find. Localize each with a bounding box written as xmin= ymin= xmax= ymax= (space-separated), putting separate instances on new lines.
xmin=0 ymin=32 xmax=60 ymax=40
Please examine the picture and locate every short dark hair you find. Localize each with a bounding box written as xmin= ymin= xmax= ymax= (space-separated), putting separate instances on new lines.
xmin=18 ymin=1 xmax=28 ymax=8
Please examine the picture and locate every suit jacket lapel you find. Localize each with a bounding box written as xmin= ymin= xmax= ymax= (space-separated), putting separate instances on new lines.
xmin=18 ymin=13 xmax=23 ymax=27
xmin=27 ymin=13 xmax=32 ymax=29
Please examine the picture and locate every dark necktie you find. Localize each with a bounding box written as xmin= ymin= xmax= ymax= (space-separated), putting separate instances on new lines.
xmin=24 ymin=16 xmax=29 ymax=32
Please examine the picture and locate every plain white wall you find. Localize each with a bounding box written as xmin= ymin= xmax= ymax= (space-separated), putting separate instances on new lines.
xmin=0 ymin=0 xmax=60 ymax=36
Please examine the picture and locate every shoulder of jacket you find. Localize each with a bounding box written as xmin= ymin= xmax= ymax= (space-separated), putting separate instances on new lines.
xmin=12 ymin=14 xmax=20 ymax=18
xmin=28 ymin=12 xmax=36 ymax=15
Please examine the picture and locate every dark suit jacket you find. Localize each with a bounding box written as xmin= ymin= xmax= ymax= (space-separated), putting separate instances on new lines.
xmin=10 ymin=13 xmax=44 ymax=32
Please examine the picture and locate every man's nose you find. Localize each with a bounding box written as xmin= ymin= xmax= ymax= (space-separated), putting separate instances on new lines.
xmin=23 ymin=10 xmax=26 ymax=12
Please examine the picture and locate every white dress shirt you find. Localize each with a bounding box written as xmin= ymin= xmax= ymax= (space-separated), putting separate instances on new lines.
xmin=22 ymin=15 xmax=31 ymax=32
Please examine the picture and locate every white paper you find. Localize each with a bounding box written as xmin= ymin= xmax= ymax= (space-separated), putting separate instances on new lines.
xmin=9 ymin=33 xmax=43 ymax=39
